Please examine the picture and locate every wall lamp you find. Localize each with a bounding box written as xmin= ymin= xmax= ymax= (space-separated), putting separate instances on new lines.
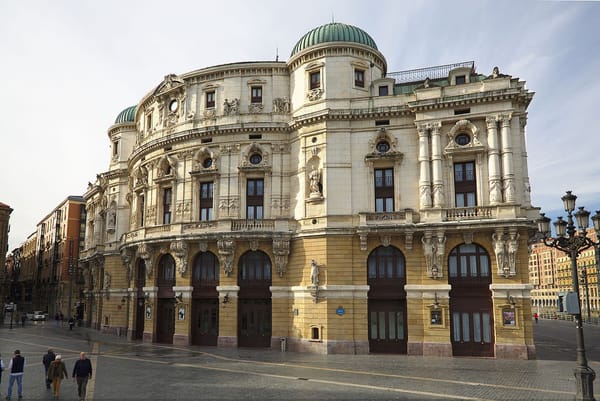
xmin=507 ymin=292 xmax=516 ymax=308
xmin=432 ymin=292 xmax=440 ymax=310
xmin=223 ymin=293 xmax=230 ymax=304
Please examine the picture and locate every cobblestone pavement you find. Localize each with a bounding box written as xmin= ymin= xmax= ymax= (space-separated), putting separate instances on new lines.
xmin=0 ymin=319 xmax=598 ymax=400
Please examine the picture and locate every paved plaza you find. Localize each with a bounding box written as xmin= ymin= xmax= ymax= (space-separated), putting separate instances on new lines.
xmin=0 ymin=319 xmax=599 ymax=400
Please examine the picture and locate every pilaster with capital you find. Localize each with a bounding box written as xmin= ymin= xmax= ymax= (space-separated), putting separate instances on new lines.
xmin=500 ymin=114 xmax=515 ymax=203
xmin=486 ymin=116 xmax=502 ymax=204
xmin=417 ymin=125 xmax=432 ymax=208
xmin=430 ymin=122 xmax=445 ymax=207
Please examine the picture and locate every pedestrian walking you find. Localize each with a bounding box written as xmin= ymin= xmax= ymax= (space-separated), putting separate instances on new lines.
xmin=20 ymin=314 xmax=25 ymax=327
xmin=5 ymin=349 xmax=25 ymax=400
xmin=72 ymin=352 xmax=92 ymax=401
xmin=47 ymin=355 xmax=68 ymax=400
xmin=0 ymin=353 xmax=4 ymax=395
xmin=54 ymin=313 xmax=60 ymax=327
xmin=42 ymin=348 xmax=56 ymax=389
xmin=68 ymin=317 xmax=75 ymax=331
xmin=534 ymin=312 xmax=539 ymax=323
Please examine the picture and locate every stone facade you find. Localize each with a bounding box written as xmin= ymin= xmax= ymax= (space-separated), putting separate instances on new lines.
xmin=80 ymin=22 xmax=538 ymax=358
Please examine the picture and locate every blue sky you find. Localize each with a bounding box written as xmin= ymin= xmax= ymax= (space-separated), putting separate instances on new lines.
xmin=1 ymin=0 xmax=599 ymax=250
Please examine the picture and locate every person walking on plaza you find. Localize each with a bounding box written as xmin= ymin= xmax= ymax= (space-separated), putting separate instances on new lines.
xmin=47 ymin=355 xmax=68 ymax=400
xmin=6 ymin=349 xmax=25 ymax=400
xmin=0 ymin=353 xmax=4 ymax=396
xmin=42 ymin=348 xmax=56 ymax=389
xmin=534 ymin=312 xmax=539 ymax=323
xmin=72 ymin=352 xmax=92 ymax=401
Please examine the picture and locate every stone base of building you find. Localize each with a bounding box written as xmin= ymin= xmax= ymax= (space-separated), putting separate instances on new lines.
xmin=495 ymin=343 xmax=533 ymax=359
xmin=422 ymin=342 xmax=452 ymax=357
xmin=143 ymin=331 xmax=154 ymax=343
xmin=283 ymin=338 xmax=369 ymax=354
xmin=101 ymin=325 xmax=127 ymax=337
xmin=173 ymin=334 xmax=190 ymax=346
xmin=218 ymin=336 xmax=238 ymax=347
xmin=408 ymin=341 xmax=423 ymax=355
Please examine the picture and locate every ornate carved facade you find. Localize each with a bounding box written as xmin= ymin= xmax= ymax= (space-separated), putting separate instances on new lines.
xmin=79 ymin=22 xmax=538 ymax=359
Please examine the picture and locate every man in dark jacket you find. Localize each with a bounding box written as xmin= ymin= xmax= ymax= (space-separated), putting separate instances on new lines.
xmin=72 ymin=352 xmax=92 ymax=401
xmin=42 ymin=348 xmax=56 ymax=389
xmin=6 ymin=349 xmax=25 ymax=400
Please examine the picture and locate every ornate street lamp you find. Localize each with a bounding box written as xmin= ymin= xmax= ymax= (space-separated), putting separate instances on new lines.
xmin=538 ymin=191 xmax=600 ymax=401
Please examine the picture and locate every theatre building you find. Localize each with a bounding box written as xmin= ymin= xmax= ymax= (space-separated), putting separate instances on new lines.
xmin=80 ymin=22 xmax=538 ymax=358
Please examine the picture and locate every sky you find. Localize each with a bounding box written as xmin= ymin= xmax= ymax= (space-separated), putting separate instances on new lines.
xmin=1 ymin=0 xmax=599 ymax=251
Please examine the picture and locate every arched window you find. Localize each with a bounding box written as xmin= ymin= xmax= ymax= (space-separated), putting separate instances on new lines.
xmin=158 ymin=254 xmax=176 ymax=287
xmin=448 ymin=243 xmax=490 ymax=280
xmin=239 ymin=251 xmax=271 ymax=284
xmin=367 ymin=246 xmax=405 ymax=282
xmin=192 ymin=252 xmax=219 ymax=287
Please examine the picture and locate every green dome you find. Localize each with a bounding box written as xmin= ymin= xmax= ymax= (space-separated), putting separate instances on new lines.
xmin=291 ymin=22 xmax=378 ymax=57
xmin=114 ymin=105 xmax=136 ymax=124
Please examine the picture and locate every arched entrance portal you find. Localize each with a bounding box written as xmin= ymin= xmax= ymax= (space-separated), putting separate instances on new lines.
xmin=367 ymin=246 xmax=407 ymax=354
xmin=156 ymin=254 xmax=175 ymax=344
xmin=134 ymin=259 xmax=146 ymax=340
xmin=448 ymin=243 xmax=494 ymax=357
xmin=238 ymin=251 xmax=272 ymax=347
xmin=191 ymin=251 xmax=220 ymax=346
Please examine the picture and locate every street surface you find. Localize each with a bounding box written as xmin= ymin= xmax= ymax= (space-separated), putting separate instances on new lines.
xmin=0 ymin=318 xmax=598 ymax=400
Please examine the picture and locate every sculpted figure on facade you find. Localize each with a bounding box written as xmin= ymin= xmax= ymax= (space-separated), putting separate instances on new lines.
xmin=507 ymin=232 xmax=520 ymax=275
xmin=223 ymin=98 xmax=239 ymax=115
xmin=217 ymin=237 xmax=236 ymax=276
xmin=272 ymin=238 xmax=290 ymax=277
xmin=422 ymin=236 xmax=434 ymax=273
xmin=492 ymin=233 xmax=507 ymax=274
xmin=308 ymin=166 xmax=321 ymax=195
xmin=138 ymin=243 xmax=154 ymax=279
xmin=310 ymin=259 xmax=319 ymax=286
xmin=170 ymin=241 xmax=188 ymax=277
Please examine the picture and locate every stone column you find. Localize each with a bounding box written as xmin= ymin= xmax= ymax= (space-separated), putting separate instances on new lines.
xmin=430 ymin=122 xmax=445 ymax=207
xmin=500 ymin=114 xmax=515 ymax=203
xmin=486 ymin=116 xmax=502 ymax=205
xmin=417 ymin=125 xmax=432 ymax=208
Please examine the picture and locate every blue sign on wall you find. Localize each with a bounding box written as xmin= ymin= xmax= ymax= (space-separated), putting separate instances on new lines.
xmin=336 ymin=306 xmax=345 ymax=316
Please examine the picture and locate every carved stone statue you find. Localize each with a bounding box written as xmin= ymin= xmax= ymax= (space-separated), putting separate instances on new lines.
xmin=507 ymin=233 xmax=520 ymax=273
xmin=434 ymin=235 xmax=446 ymax=272
xmin=309 ymin=167 xmax=320 ymax=194
xmin=492 ymin=233 xmax=507 ymax=273
xmin=422 ymin=237 xmax=434 ymax=272
xmin=310 ymin=259 xmax=319 ymax=286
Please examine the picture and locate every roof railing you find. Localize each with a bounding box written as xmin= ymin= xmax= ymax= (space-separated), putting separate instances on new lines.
xmin=387 ymin=61 xmax=475 ymax=84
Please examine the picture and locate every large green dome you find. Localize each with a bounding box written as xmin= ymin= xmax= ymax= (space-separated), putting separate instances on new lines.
xmin=291 ymin=22 xmax=378 ymax=57
xmin=114 ymin=105 xmax=136 ymax=124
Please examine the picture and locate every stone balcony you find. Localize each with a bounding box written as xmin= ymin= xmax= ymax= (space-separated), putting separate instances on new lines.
xmin=358 ymin=209 xmax=418 ymax=228
xmin=120 ymin=218 xmax=294 ymax=245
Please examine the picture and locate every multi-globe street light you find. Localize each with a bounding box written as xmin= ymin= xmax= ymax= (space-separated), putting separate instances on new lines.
xmin=538 ymin=190 xmax=600 ymax=401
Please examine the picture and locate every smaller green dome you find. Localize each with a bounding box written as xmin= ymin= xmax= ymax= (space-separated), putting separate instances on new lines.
xmin=115 ymin=105 xmax=136 ymax=124
xmin=291 ymin=22 xmax=378 ymax=57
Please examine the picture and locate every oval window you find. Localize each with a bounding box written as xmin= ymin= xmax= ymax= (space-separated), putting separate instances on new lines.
xmin=249 ymin=153 xmax=262 ymax=165
xmin=202 ymin=158 xmax=212 ymax=168
xmin=376 ymin=141 xmax=390 ymax=153
xmin=455 ymin=134 xmax=471 ymax=146
xmin=169 ymin=99 xmax=179 ymax=112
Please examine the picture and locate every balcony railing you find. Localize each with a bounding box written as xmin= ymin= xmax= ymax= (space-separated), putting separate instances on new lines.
xmin=231 ymin=219 xmax=275 ymax=231
xmin=444 ymin=206 xmax=494 ymax=221
xmin=359 ymin=210 xmax=417 ymax=226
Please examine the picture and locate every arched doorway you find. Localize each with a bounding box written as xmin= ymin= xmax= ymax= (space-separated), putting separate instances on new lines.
xmin=238 ymin=251 xmax=272 ymax=347
xmin=191 ymin=251 xmax=220 ymax=346
xmin=134 ymin=259 xmax=146 ymax=340
xmin=448 ymin=243 xmax=494 ymax=357
xmin=156 ymin=254 xmax=175 ymax=344
xmin=367 ymin=246 xmax=407 ymax=353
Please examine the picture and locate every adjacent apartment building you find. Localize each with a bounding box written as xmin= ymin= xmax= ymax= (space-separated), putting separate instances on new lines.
xmin=80 ymin=22 xmax=539 ymax=359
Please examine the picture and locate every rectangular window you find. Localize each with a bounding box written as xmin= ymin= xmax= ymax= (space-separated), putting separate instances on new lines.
xmin=146 ymin=114 xmax=152 ymax=131
xmin=455 ymin=75 xmax=466 ymax=85
xmin=199 ymin=182 xmax=213 ymax=221
xmin=378 ymin=86 xmax=389 ymax=96
xmin=309 ymin=71 xmax=321 ymax=90
xmin=454 ymin=161 xmax=476 ymax=207
xmin=246 ymin=178 xmax=264 ymax=219
xmin=251 ymin=86 xmax=262 ymax=103
xmin=112 ymin=140 xmax=118 ymax=156
xmin=206 ymin=91 xmax=215 ymax=108
xmin=139 ymin=195 xmax=145 ymax=227
xmin=374 ymin=168 xmax=394 ymax=212
xmin=354 ymin=69 xmax=365 ymax=88
xmin=163 ymin=187 xmax=172 ymax=224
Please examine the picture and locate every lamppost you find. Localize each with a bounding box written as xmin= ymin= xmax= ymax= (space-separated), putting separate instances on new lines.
xmin=580 ymin=262 xmax=592 ymax=323
xmin=538 ymin=190 xmax=600 ymax=401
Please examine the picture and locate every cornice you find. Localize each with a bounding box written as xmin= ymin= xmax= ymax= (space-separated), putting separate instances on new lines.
xmin=407 ymin=88 xmax=526 ymax=112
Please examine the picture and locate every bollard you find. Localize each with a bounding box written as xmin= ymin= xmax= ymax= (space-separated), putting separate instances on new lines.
xmin=280 ymin=337 xmax=287 ymax=352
